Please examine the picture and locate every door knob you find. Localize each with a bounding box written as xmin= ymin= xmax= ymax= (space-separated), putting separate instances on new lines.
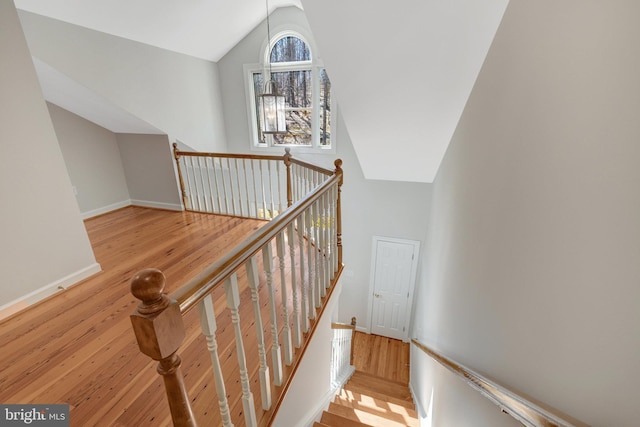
xmin=374 ymin=293 xmax=381 ymax=298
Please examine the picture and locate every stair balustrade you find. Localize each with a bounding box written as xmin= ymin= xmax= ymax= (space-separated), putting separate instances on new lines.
xmin=330 ymin=317 xmax=357 ymax=389
xmin=130 ymin=148 xmax=344 ymax=426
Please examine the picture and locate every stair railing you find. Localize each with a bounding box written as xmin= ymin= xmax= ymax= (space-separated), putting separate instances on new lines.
xmin=411 ymin=339 xmax=590 ymax=427
xmin=330 ymin=317 xmax=357 ymax=389
xmin=174 ymin=144 xmax=330 ymax=219
xmin=130 ymin=148 xmax=344 ymax=426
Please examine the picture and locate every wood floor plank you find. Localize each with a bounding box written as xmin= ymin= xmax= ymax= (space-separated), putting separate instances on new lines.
xmin=0 ymin=206 xmax=345 ymax=427
xmin=0 ymin=207 xmax=279 ymax=426
xmin=351 ymin=332 xmax=410 ymax=385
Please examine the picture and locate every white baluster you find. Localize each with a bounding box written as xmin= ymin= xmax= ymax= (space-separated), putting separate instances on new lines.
xmin=313 ymin=198 xmax=325 ymax=308
xmin=287 ymin=222 xmax=302 ymax=348
xmin=268 ymin=160 xmax=276 ymax=217
xmin=276 ymin=232 xmax=293 ymax=365
xmin=331 ymin=183 xmax=338 ymax=278
xmin=306 ymin=204 xmax=316 ymax=318
xmin=245 ymin=257 xmax=271 ymax=410
xmin=259 ymin=160 xmax=268 ymax=218
xmin=262 ymin=242 xmax=283 ymax=385
xmin=297 ymin=211 xmax=309 ymax=333
xmin=225 ymin=274 xmax=257 ymax=427
xmin=242 ymin=158 xmax=250 ymax=217
xmin=250 ymin=159 xmax=258 ymax=218
xmin=320 ymin=189 xmax=331 ymax=297
xmin=198 ymin=295 xmax=234 ymax=427
xmin=212 ymin=157 xmax=223 ymax=214
xmin=205 ymin=157 xmax=215 ymax=213
xmin=277 ymin=161 xmax=284 ymax=214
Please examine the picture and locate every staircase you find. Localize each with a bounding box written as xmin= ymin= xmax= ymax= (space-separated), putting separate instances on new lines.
xmin=315 ymin=370 xmax=419 ymax=427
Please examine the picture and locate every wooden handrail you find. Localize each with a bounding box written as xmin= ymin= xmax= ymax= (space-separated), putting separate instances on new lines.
xmin=411 ymin=339 xmax=590 ymax=427
xmin=173 ymin=171 xmax=342 ymax=314
xmin=289 ymin=157 xmax=334 ymax=176
xmin=173 ymin=146 xmax=284 ymax=161
xmin=331 ymin=316 xmax=357 ymax=330
xmin=173 ymin=146 xmax=333 ymax=176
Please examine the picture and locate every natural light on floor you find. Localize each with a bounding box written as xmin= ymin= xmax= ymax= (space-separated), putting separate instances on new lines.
xmin=340 ymin=389 xmax=419 ymax=426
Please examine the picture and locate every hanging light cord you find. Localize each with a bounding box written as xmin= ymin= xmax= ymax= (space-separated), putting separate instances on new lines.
xmin=265 ymin=0 xmax=273 ymax=81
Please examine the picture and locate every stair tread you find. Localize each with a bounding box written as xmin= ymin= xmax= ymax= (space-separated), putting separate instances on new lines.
xmin=321 ymin=410 xmax=372 ymax=427
xmin=343 ymin=382 xmax=414 ymax=408
xmin=345 ymin=372 xmax=413 ymax=403
xmin=327 ymin=402 xmax=417 ymax=427
xmin=334 ymin=391 xmax=418 ymax=419
xmin=351 ymin=370 xmax=409 ymax=387
xmin=312 ymin=422 xmax=332 ymax=427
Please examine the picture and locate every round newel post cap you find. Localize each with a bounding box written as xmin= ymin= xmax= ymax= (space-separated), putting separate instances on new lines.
xmin=284 ymin=147 xmax=292 ymax=165
xmin=131 ymin=268 xmax=169 ymax=314
xmin=334 ymin=158 xmax=344 ymax=185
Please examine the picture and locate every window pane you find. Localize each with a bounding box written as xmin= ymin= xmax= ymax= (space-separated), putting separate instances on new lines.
xmin=270 ymin=36 xmax=311 ymax=63
xmin=272 ymin=70 xmax=312 ymax=108
xmin=253 ymin=72 xmax=265 ymax=143
xmin=319 ymin=68 xmax=331 ymax=146
xmin=272 ymin=109 xmax=312 ymax=145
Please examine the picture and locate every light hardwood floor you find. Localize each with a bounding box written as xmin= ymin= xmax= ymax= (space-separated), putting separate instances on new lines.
xmin=0 ymin=206 xmax=408 ymax=426
xmin=0 ymin=206 xmax=287 ymax=426
xmin=352 ymin=332 xmax=410 ymax=385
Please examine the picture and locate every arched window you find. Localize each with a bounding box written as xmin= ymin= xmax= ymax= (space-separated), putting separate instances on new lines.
xmin=246 ymin=32 xmax=333 ymax=151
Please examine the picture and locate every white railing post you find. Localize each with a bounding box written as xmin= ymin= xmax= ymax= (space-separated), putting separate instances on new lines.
xmin=224 ymin=274 xmax=257 ymax=427
xmin=306 ymin=204 xmax=316 ymax=319
xmin=262 ymin=242 xmax=283 ymax=385
xmin=276 ymin=232 xmax=293 ymax=366
xmin=287 ymin=222 xmax=302 ymax=348
xmin=245 ymin=256 xmax=271 ymax=410
xmin=297 ymin=211 xmax=309 ymax=333
xmin=198 ymin=295 xmax=233 ymax=427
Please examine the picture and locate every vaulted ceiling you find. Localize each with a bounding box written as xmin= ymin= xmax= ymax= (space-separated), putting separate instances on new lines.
xmin=14 ymin=0 xmax=509 ymax=183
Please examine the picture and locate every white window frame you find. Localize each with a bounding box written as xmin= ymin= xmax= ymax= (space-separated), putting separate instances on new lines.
xmin=244 ymin=30 xmax=336 ymax=154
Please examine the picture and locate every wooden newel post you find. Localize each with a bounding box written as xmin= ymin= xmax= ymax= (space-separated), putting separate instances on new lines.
xmin=130 ymin=269 xmax=197 ymax=427
xmin=334 ymin=158 xmax=344 ymax=267
xmin=349 ymin=316 xmax=357 ymax=365
xmin=284 ymin=147 xmax=293 ymax=207
xmin=173 ymin=143 xmax=189 ymax=210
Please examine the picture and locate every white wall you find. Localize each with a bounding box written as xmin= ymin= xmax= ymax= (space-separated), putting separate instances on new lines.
xmin=48 ymin=102 xmax=131 ymax=217
xmin=18 ymin=10 xmax=227 ymax=153
xmin=413 ymin=1 xmax=640 ymax=426
xmin=0 ymin=0 xmax=99 ymax=309
xmin=271 ymin=281 xmax=343 ymax=427
xmin=116 ymin=134 xmax=182 ymax=211
xmin=410 ymin=345 xmax=520 ymax=427
xmin=218 ymin=7 xmax=432 ymax=330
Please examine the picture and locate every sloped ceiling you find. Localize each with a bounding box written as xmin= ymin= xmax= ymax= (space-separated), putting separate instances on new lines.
xmin=15 ymin=0 xmax=509 ymax=183
xmin=15 ymin=0 xmax=303 ymax=62
xmin=301 ymin=0 xmax=509 ymax=182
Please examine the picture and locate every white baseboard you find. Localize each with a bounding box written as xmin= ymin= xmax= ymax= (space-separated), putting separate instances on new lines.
xmin=0 ymin=262 xmax=102 ymax=320
xmin=409 ymin=380 xmax=427 ymax=420
xmin=356 ymin=325 xmax=369 ymax=334
xmin=81 ymin=199 xmax=184 ymax=219
xmin=81 ymin=200 xmax=131 ymax=219
xmin=131 ymin=199 xmax=183 ymax=211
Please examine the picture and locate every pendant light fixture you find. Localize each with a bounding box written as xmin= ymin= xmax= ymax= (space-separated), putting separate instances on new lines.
xmin=258 ymin=0 xmax=287 ymax=134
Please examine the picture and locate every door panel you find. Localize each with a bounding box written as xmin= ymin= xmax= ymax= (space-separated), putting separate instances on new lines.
xmin=370 ymin=237 xmax=419 ymax=340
